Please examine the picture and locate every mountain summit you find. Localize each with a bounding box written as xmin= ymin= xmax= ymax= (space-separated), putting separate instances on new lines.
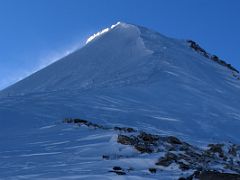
xmin=0 ymin=22 xmax=240 ymax=179
xmin=1 ymin=22 xmax=239 ymax=95
xmin=2 ymin=22 xmax=239 ymax=94
xmin=1 ymin=22 xmax=239 ymax=141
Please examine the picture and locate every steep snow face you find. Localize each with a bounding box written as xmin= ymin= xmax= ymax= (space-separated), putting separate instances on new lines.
xmin=0 ymin=22 xmax=240 ymax=179
xmin=1 ymin=22 xmax=153 ymax=95
xmin=1 ymin=22 xmax=240 ymax=141
xmin=0 ymin=22 xmax=240 ymax=142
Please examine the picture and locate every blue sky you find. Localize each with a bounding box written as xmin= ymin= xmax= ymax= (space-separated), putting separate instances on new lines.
xmin=0 ymin=0 xmax=240 ymax=90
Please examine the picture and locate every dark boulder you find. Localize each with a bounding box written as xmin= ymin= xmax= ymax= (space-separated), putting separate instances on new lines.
xmin=148 ymin=168 xmax=157 ymax=173
xmin=156 ymin=152 xmax=178 ymax=166
xmin=207 ymin=144 xmax=225 ymax=157
xmin=178 ymin=162 xmax=190 ymax=171
xmin=166 ymin=136 xmax=182 ymax=145
xmin=117 ymin=135 xmax=137 ymax=145
xmin=138 ymin=132 xmax=159 ymax=144
xmin=134 ymin=144 xmax=153 ymax=153
xmin=199 ymin=171 xmax=240 ymax=180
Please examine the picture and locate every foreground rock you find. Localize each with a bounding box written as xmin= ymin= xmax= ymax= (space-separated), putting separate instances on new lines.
xmin=109 ymin=166 xmax=126 ymax=175
xmin=117 ymin=132 xmax=240 ymax=174
xmin=199 ymin=171 xmax=240 ymax=180
xmin=63 ymin=118 xmax=240 ymax=179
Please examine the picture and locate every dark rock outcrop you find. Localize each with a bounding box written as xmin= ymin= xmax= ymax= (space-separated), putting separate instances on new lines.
xmin=187 ymin=40 xmax=210 ymax=58
xmin=63 ymin=118 xmax=105 ymax=129
xmin=109 ymin=166 xmax=126 ymax=175
xmin=156 ymin=152 xmax=178 ymax=166
xmin=63 ymin=118 xmax=240 ymax=177
xmin=187 ymin=40 xmax=239 ymax=74
xmin=199 ymin=171 xmax=240 ymax=180
xmin=148 ymin=168 xmax=157 ymax=173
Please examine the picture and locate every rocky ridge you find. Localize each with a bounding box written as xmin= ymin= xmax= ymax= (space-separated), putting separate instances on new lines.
xmin=64 ymin=118 xmax=240 ymax=179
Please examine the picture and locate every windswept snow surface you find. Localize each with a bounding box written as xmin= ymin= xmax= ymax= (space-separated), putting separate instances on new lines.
xmin=86 ymin=22 xmax=121 ymax=44
xmin=0 ymin=22 xmax=240 ymax=179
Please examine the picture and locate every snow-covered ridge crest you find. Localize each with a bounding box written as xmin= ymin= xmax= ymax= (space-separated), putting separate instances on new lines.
xmin=85 ymin=21 xmax=152 ymax=54
xmin=86 ymin=22 xmax=122 ymax=44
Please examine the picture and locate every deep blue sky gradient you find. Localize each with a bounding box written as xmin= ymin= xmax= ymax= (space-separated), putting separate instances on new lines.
xmin=0 ymin=0 xmax=240 ymax=89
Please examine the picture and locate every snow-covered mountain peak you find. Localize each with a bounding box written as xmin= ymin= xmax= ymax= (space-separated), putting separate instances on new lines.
xmin=1 ymin=22 xmax=156 ymax=95
xmin=1 ymin=22 xmax=239 ymax=99
xmin=1 ymin=22 xmax=240 ymax=179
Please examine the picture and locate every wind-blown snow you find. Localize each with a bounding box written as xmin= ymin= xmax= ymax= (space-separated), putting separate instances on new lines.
xmin=86 ymin=22 xmax=121 ymax=44
xmin=86 ymin=27 xmax=110 ymax=44
xmin=0 ymin=22 xmax=240 ymax=179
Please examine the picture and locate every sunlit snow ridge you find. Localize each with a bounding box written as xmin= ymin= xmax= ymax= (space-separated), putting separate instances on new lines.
xmin=86 ymin=22 xmax=121 ymax=44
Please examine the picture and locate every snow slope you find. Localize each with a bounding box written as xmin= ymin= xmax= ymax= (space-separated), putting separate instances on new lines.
xmin=0 ymin=22 xmax=240 ymax=179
